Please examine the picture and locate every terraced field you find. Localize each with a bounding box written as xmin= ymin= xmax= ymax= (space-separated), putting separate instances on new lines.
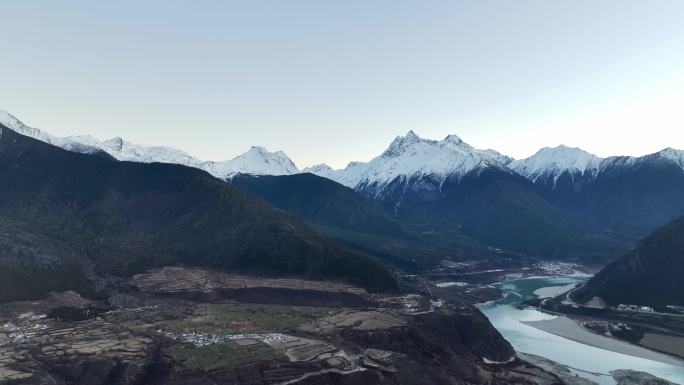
xmin=170 ymin=340 xmax=285 ymax=370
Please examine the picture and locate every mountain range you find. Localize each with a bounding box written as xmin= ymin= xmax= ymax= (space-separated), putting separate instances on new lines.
xmin=0 ymin=123 xmax=397 ymax=302
xmin=309 ymin=131 xmax=684 ymax=257
xmin=3 ymin=110 xmax=684 ymax=260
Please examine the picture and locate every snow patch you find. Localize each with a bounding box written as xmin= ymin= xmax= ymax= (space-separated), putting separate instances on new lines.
xmin=482 ymin=355 xmax=515 ymax=365
xmin=435 ymin=282 xmax=468 ymax=288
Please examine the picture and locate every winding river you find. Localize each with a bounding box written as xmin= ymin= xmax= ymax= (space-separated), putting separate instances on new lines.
xmin=477 ymin=275 xmax=684 ymax=385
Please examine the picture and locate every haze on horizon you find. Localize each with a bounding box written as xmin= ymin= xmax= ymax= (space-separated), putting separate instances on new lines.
xmin=1 ymin=0 xmax=683 ymax=169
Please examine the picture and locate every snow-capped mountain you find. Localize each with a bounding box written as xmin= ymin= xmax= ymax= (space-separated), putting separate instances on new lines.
xmin=301 ymin=131 xmax=684 ymax=253
xmin=511 ymin=145 xmax=684 ymax=186
xmin=206 ymin=146 xmax=299 ymax=177
xmin=0 ymin=110 xmax=105 ymax=155
xmin=312 ymin=130 xmax=513 ymax=190
xmin=647 ymin=147 xmax=684 ymax=169
xmin=511 ymin=145 xmax=684 ymax=244
xmin=305 ymin=130 xmax=586 ymax=254
xmin=69 ymin=134 xmax=208 ymax=169
xmin=302 ymin=163 xmax=333 ymax=174
xmin=509 ymin=145 xmax=604 ymax=183
xmin=0 ymin=110 xmax=299 ymax=179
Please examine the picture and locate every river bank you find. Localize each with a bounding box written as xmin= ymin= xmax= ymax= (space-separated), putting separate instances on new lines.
xmin=522 ymin=316 xmax=683 ymax=366
xmin=477 ymin=275 xmax=684 ymax=385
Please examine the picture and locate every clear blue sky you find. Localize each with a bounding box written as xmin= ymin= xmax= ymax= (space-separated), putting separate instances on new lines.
xmin=1 ymin=1 xmax=683 ymax=168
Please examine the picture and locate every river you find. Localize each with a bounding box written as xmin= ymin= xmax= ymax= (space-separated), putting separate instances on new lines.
xmin=477 ymin=275 xmax=684 ymax=384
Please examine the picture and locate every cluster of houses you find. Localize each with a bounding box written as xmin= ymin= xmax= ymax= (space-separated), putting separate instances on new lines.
xmin=0 ymin=314 xmax=49 ymax=345
xmin=615 ymin=304 xmax=654 ymax=313
xmin=157 ymin=328 xmax=287 ymax=348
xmin=534 ymin=261 xmax=578 ymax=275
xmin=666 ymin=305 xmax=684 ymax=314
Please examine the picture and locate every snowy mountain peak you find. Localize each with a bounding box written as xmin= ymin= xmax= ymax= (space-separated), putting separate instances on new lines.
xmin=535 ymin=145 xmax=597 ymax=159
xmin=103 ymin=137 xmax=124 ymax=151
xmin=404 ymin=130 xmax=419 ymax=141
xmin=654 ymin=147 xmax=684 ymax=168
xmin=212 ymin=146 xmax=299 ymax=178
xmin=384 ymin=130 xmax=425 ymax=156
xmin=509 ymin=145 xmax=603 ymax=182
xmin=384 ymin=131 xmax=477 ymax=158
xmin=248 ymin=145 xmax=268 ymax=153
xmin=443 ymin=134 xmax=464 ymax=145
xmin=241 ymin=146 xmax=295 ymax=166
xmin=303 ymin=164 xmax=333 ymax=174
xmin=310 ymin=131 xmax=512 ymax=189
xmin=0 ymin=110 xmax=24 ymax=131
xmin=242 ymin=146 xmax=294 ymax=163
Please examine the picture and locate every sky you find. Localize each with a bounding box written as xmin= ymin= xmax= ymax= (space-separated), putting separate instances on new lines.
xmin=1 ymin=1 xmax=683 ymax=169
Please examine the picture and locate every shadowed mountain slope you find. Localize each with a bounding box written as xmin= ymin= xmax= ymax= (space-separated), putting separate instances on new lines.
xmin=231 ymin=173 xmax=412 ymax=239
xmin=574 ymin=216 xmax=684 ymax=306
xmin=230 ymin=173 xmax=467 ymax=270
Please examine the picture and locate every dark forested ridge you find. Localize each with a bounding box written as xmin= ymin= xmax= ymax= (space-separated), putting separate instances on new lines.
xmin=230 ymin=173 xmax=462 ymax=270
xmin=230 ymin=173 xmax=412 ymax=239
xmin=574 ymin=216 xmax=684 ymax=306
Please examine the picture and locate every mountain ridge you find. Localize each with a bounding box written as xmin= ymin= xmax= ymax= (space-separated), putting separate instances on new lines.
xmin=0 ymin=110 xmax=300 ymax=179
xmin=4 ymin=110 xmax=683 ymax=185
